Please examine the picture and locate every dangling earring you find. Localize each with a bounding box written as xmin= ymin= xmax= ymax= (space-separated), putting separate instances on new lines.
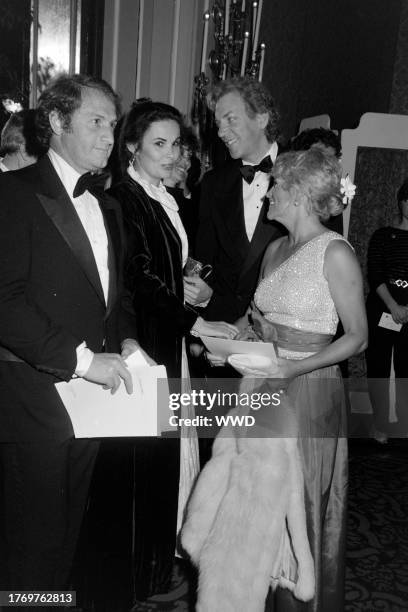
xmin=294 ymin=200 xmax=299 ymax=207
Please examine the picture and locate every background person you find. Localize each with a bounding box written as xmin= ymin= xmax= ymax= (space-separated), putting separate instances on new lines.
xmin=164 ymin=125 xmax=201 ymax=252
xmin=0 ymin=108 xmax=46 ymax=171
xmin=365 ymin=178 xmax=408 ymax=442
xmin=289 ymin=127 xmax=342 ymax=159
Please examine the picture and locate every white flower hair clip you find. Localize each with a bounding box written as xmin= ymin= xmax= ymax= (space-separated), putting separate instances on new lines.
xmin=340 ymin=175 xmax=356 ymax=205
xmin=2 ymin=99 xmax=23 ymax=114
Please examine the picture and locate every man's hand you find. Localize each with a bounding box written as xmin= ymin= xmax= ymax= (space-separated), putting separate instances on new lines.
xmin=121 ymin=338 xmax=157 ymax=365
xmin=83 ymin=353 xmax=133 ymax=394
xmin=184 ymin=277 xmax=213 ymax=306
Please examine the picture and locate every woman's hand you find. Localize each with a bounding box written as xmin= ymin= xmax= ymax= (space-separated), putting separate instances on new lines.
xmin=192 ymin=317 xmax=238 ymax=339
xmin=184 ymin=277 xmax=213 ymax=306
xmin=275 ymin=357 xmax=299 ymax=379
xmin=205 ymin=352 xmax=227 ymax=367
xmin=228 ymin=355 xmax=298 ymax=381
xmin=233 ymin=313 xmax=251 ymax=332
xmin=249 ymin=306 xmax=278 ymax=343
xmin=390 ymin=303 xmax=408 ymax=325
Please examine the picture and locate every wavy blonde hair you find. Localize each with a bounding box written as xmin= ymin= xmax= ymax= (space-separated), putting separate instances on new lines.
xmin=272 ymin=148 xmax=345 ymax=220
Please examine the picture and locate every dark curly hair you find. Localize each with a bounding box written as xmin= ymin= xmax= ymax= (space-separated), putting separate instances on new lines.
xmin=0 ymin=109 xmax=46 ymax=157
xmin=397 ymin=178 xmax=408 ymax=220
xmin=207 ymin=77 xmax=280 ymax=143
xmin=117 ymin=98 xmax=183 ymax=175
xmin=290 ymin=128 xmax=342 ymax=159
xmin=180 ymin=124 xmax=199 ymax=155
xmin=36 ymin=73 xmax=121 ymax=148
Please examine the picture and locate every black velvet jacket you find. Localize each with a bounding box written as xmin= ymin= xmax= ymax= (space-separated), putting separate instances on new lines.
xmin=109 ymin=176 xmax=197 ymax=378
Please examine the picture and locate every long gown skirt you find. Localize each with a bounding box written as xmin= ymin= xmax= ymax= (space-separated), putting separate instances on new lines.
xmin=265 ymin=363 xmax=348 ymax=612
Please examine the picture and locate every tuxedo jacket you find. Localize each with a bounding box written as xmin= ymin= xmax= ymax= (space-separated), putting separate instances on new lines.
xmin=195 ymin=158 xmax=285 ymax=323
xmin=0 ymin=155 xmax=136 ymax=442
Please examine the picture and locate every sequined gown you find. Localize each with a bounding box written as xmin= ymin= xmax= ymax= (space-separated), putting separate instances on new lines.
xmin=254 ymin=231 xmax=348 ymax=612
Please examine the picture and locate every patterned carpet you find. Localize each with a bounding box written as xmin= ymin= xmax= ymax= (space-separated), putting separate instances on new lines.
xmin=345 ymin=440 xmax=408 ymax=612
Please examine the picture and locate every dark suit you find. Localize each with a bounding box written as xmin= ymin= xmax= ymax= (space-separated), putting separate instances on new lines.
xmin=196 ymin=158 xmax=284 ymax=323
xmin=0 ymin=155 xmax=134 ymax=590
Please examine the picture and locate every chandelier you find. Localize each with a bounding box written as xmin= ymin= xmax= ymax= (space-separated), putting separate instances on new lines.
xmin=192 ymin=0 xmax=266 ymax=168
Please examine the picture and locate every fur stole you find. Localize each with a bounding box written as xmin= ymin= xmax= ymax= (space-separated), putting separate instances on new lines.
xmin=181 ymin=382 xmax=315 ymax=612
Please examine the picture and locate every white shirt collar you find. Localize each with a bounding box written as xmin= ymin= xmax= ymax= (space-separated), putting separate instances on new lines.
xmin=127 ymin=165 xmax=179 ymax=212
xmin=241 ymin=141 xmax=278 ymax=166
xmin=47 ymin=148 xmax=82 ymax=198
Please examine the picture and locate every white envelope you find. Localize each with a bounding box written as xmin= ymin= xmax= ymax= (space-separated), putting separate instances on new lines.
xmin=200 ymin=335 xmax=277 ymax=362
xmin=378 ymin=312 xmax=402 ymax=332
xmin=55 ymin=350 xmax=170 ymax=438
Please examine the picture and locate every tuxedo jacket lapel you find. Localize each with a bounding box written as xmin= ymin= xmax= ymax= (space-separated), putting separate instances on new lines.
xmin=218 ymin=162 xmax=250 ymax=259
xmin=100 ymin=200 xmax=120 ymax=318
xmin=37 ymin=156 xmax=105 ymax=305
xmin=239 ymin=147 xmax=285 ymax=284
xmin=240 ymin=199 xmax=272 ymax=282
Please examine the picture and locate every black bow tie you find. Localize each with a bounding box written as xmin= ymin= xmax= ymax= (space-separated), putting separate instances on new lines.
xmin=240 ymin=156 xmax=273 ymax=184
xmin=73 ymin=171 xmax=110 ymax=198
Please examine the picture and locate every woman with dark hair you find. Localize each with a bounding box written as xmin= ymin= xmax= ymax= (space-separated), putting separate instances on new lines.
xmin=290 ymin=128 xmax=342 ymax=159
xmin=366 ymin=178 xmax=408 ymax=443
xmin=104 ymin=99 xmax=236 ymax=608
xmin=164 ymin=125 xmax=201 ymax=250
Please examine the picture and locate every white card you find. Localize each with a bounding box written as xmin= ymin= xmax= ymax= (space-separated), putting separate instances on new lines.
xmin=378 ymin=312 xmax=402 ymax=332
xmin=55 ymin=350 xmax=170 ymax=438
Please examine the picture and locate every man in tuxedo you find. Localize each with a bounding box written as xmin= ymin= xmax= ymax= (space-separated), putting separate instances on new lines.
xmin=184 ymin=77 xmax=284 ymax=323
xmin=0 ymin=74 xmax=139 ymax=592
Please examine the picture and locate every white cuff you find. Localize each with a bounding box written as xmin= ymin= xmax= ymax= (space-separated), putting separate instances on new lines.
xmin=74 ymin=342 xmax=94 ymax=377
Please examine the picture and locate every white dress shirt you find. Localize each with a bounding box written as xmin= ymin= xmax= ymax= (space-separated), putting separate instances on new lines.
xmin=48 ymin=149 xmax=109 ymax=375
xmin=242 ymin=141 xmax=278 ymax=241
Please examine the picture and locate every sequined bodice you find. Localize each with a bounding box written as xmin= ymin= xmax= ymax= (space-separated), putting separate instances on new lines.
xmin=254 ymin=232 xmax=348 ymax=335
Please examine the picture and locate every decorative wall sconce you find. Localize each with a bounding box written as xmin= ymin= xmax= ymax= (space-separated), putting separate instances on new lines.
xmin=192 ymin=0 xmax=266 ymax=168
